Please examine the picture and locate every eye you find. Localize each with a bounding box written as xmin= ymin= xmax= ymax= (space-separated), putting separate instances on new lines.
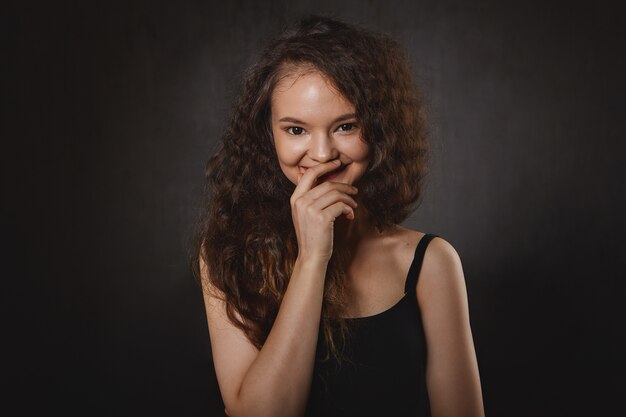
xmin=337 ymin=123 xmax=357 ymax=132
xmin=286 ymin=126 xmax=305 ymax=135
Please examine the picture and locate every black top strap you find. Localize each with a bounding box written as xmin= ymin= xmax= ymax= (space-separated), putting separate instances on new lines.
xmin=404 ymin=233 xmax=439 ymax=295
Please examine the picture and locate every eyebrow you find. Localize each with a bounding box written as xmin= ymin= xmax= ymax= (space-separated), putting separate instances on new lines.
xmin=278 ymin=113 xmax=357 ymax=125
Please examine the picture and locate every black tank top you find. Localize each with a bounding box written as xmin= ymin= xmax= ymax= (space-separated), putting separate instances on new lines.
xmin=304 ymin=233 xmax=438 ymax=417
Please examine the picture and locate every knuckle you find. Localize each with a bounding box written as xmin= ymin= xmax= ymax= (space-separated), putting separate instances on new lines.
xmin=326 ymin=190 xmax=340 ymax=199
xmin=317 ymin=182 xmax=331 ymax=192
xmin=294 ymin=197 xmax=306 ymax=208
xmin=332 ymin=188 xmax=344 ymax=195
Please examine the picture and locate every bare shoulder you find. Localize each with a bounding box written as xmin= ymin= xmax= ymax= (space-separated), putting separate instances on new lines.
xmin=423 ymin=235 xmax=463 ymax=271
xmin=388 ymin=227 xmax=461 ymax=262
xmin=387 ymin=226 xmax=455 ymax=256
xmin=416 ymin=234 xmax=468 ymax=311
xmin=387 ymin=227 xmax=462 ymax=277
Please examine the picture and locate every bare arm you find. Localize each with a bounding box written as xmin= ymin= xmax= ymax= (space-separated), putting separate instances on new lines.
xmin=203 ymin=160 xmax=358 ymax=417
xmin=417 ymin=237 xmax=485 ymax=417
xmin=203 ymin=256 xmax=328 ymax=417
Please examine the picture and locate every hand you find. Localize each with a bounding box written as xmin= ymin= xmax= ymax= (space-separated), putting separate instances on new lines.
xmin=290 ymin=160 xmax=359 ymax=263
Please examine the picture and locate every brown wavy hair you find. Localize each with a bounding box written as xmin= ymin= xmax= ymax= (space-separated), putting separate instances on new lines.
xmin=192 ymin=15 xmax=429 ymax=366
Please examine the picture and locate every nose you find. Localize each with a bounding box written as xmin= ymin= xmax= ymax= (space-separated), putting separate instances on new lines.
xmin=308 ymin=132 xmax=339 ymax=163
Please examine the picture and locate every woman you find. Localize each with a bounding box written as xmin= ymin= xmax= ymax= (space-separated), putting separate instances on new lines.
xmin=194 ymin=15 xmax=484 ymax=417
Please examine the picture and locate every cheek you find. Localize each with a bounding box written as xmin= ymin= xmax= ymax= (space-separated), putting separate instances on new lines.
xmin=274 ymin=139 xmax=305 ymax=167
xmin=350 ymin=140 xmax=370 ymax=163
xmin=359 ymin=146 xmax=370 ymax=162
xmin=273 ymin=141 xmax=301 ymax=185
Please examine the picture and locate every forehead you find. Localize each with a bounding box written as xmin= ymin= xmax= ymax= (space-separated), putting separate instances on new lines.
xmin=271 ymin=66 xmax=355 ymax=115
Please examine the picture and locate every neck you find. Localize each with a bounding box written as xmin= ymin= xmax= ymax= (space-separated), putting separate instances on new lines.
xmin=334 ymin=205 xmax=377 ymax=251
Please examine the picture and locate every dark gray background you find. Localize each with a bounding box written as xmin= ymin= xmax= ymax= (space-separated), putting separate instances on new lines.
xmin=6 ymin=1 xmax=625 ymax=416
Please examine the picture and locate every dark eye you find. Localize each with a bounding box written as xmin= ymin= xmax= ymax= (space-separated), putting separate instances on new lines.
xmin=337 ymin=123 xmax=356 ymax=132
xmin=287 ymin=126 xmax=304 ymax=135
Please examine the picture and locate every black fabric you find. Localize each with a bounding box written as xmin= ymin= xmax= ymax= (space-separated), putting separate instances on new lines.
xmin=305 ymin=233 xmax=438 ymax=417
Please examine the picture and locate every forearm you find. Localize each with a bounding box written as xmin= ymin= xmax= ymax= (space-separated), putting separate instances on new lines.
xmin=230 ymin=257 xmax=327 ymax=417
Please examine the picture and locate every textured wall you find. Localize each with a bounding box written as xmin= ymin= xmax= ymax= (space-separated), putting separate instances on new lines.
xmin=7 ymin=1 xmax=625 ymax=416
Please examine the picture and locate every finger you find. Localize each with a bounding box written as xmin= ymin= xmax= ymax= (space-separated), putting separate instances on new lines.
xmin=323 ymin=202 xmax=356 ymax=222
xmin=303 ymin=181 xmax=358 ymax=201
xmin=292 ymin=160 xmax=341 ymax=197
xmin=311 ymin=190 xmax=358 ymax=212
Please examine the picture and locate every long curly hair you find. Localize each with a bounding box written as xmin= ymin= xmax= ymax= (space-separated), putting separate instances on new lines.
xmin=192 ymin=15 xmax=429 ymax=366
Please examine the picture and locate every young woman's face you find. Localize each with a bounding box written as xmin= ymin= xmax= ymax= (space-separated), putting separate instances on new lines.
xmin=270 ymin=69 xmax=370 ymax=186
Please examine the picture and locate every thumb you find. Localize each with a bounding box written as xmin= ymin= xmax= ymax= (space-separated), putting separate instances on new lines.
xmin=297 ymin=173 xmax=303 ymax=184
